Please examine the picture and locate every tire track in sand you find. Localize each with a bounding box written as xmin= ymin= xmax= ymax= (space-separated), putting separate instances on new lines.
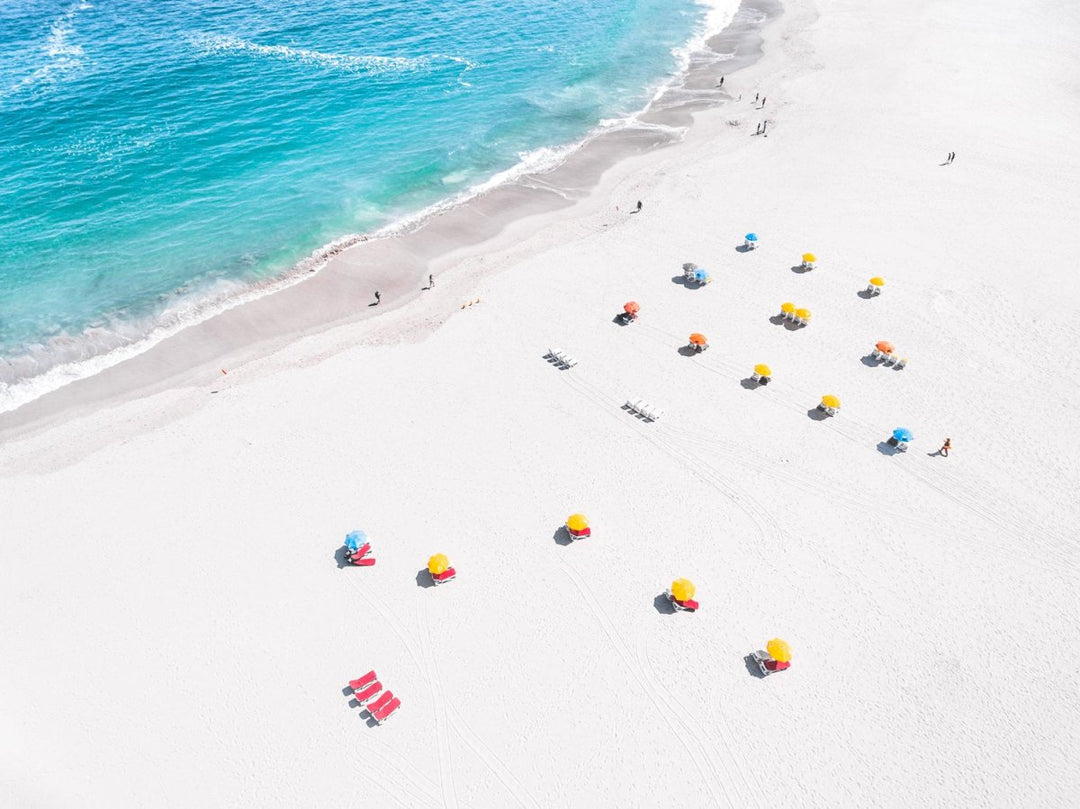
xmin=558 ymin=557 xmax=738 ymax=808
xmin=418 ymin=598 xmax=460 ymax=809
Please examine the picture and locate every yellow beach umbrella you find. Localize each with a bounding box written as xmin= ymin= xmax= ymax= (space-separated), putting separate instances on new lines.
xmin=795 ymin=308 xmax=812 ymax=320
xmin=754 ymin=363 xmax=772 ymax=377
xmin=802 ymin=253 xmax=817 ymax=263
xmin=869 ymin=276 xmax=885 ymax=287
xmin=780 ymin=302 xmax=796 ymax=314
xmin=428 ymin=553 xmax=450 ymax=576
xmin=821 ymin=394 xmax=841 ymax=409
xmin=766 ymin=638 xmax=792 ymax=663
xmin=566 ymin=513 xmax=589 ymax=533
xmin=671 ymin=578 xmax=695 ymax=602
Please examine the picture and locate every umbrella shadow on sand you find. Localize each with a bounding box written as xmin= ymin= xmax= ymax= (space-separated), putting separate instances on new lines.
xmin=553 ymin=526 xmax=574 ymax=546
xmin=861 ymin=354 xmax=883 ymax=367
xmin=334 ymin=546 xmax=352 ymax=569
xmin=806 ymin=407 xmax=830 ymax=421
xmin=677 ymin=345 xmax=703 ymax=357
xmin=653 ymin=593 xmax=676 ymax=615
xmin=790 ymin=264 xmax=812 ymax=274
xmin=857 ymin=289 xmax=876 ymax=300
xmin=740 ymin=378 xmax=761 ymax=390
xmin=744 ymin=655 xmax=768 ymax=679
xmin=877 ymin=441 xmax=900 ymax=456
xmin=415 ymin=569 xmax=436 ymax=588
xmin=735 ymin=244 xmax=754 ymax=253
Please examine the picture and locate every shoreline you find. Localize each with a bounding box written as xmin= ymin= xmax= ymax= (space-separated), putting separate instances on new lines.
xmin=0 ymin=0 xmax=780 ymax=437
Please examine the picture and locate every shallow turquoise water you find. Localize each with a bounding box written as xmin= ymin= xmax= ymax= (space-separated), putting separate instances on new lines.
xmin=0 ymin=0 xmax=717 ymax=395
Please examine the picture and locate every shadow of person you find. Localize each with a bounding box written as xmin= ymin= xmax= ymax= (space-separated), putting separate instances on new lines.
xmin=415 ymin=569 xmax=436 ymax=588
xmin=807 ymin=407 xmax=830 ymax=421
xmin=653 ymin=593 xmax=676 ymax=614
xmin=553 ymin=526 xmax=574 ymax=546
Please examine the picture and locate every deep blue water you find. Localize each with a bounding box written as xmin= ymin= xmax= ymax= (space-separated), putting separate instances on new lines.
xmin=0 ymin=0 xmax=726 ymax=407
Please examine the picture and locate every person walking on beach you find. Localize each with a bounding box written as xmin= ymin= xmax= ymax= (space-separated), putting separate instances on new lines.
xmin=939 ymin=438 xmax=951 ymax=457
xmin=428 ymin=273 xmax=434 ymax=289
xmin=719 ymin=76 xmax=724 ymax=86
xmin=762 ymin=120 xmax=768 ymax=134
xmin=754 ymin=92 xmax=759 ymax=103
xmin=949 ymin=151 xmax=956 ymax=164
xmin=632 ymin=200 xmax=643 ymax=214
xmin=760 ymin=96 xmax=766 ymax=108
xmin=374 ymin=290 xmax=381 ymax=305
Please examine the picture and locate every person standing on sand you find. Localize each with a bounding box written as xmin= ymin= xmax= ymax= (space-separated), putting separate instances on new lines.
xmin=761 ymin=96 xmax=766 ymax=108
xmin=428 ymin=273 xmax=434 ymax=289
xmin=756 ymin=123 xmax=761 ymax=135
xmin=719 ymin=76 xmax=724 ymax=86
xmin=754 ymin=92 xmax=759 ymax=103
xmin=374 ymin=290 xmax=381 ymax=305
xmin=633 ymin=200 xmax=643 ymax=213
xmin=940 ymin=438 xmax=951 ymax=457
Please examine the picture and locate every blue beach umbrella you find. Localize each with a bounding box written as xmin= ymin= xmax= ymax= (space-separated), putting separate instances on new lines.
xmin=694 ymin=269 xmax=709 ymax=282
xmin=892 ymin=428 xmax=914 ymax=443
xmin=745 ymin=233 xmax=758 ymax=241
xmin=345 ymin=530 xmax=367 ymax=552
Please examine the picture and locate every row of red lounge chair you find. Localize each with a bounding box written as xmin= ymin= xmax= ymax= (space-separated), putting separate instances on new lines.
xmin=348 ymin=670 xmax=401 ymax=724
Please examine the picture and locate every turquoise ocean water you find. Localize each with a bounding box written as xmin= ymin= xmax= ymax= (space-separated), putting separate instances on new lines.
xmin=0 ymin=0 xmax=730 ymax=409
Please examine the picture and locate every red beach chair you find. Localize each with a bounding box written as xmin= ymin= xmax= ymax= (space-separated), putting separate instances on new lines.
xmin=431 ymin=567 xmax=457 ymax=585
xmin=667 ymin=592 xmax=699 ymax=612
xmin=372 ymin=696 xmax=401 ymax=725
xmin=349 ymin=670 xmax=377 ymax=692
xmin=353 ymin=681 xmax=382 ymax=705
xmin=366 ymin=690 xmax=394 ymax=716
xmin=568 ymin=526 xmax=591 ymax=540
xmin=354 ymin=557 xmax=376 ymax=566
xmin=348 ymin=543 xmax=371 ymax=563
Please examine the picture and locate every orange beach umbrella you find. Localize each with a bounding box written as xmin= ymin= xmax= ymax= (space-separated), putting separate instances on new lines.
xmin=624 ymin=301 xmax=640 ymax=314
xmin=689 ymin=333 xmax=707 ymax=346
xmin=875 ymin=340 xmax=895 ymax=353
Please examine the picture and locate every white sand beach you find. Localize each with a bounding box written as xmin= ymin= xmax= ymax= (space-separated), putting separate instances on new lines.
xmin=2 ymin=0 xmax=1079 ymax=806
